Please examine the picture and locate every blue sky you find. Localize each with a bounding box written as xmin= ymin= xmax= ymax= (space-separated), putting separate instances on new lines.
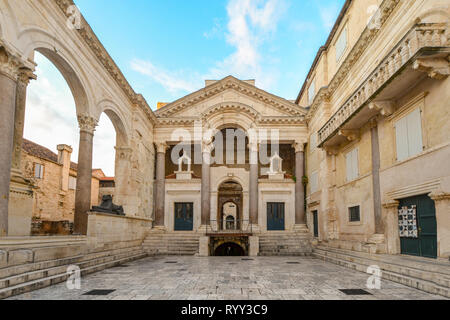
xmin=25 ymin=0 xmax=345 ymax=176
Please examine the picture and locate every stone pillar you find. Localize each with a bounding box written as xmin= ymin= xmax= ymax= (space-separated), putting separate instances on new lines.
xmin=430 ymin=191 xmax=450 ymax=258
xmin=293 ymin=142 xmax=307 ymax=229
xmin=382 ymin=200 xmax=400 ymax=255
xmin=201 ymin=142 xmax=212 ymax=228
xmin=154 ymin=142 xmax=167 ymax=227
xmin=0 ymin=46 xmax=22 ymax=236
xmin=114 ymin=146 xmax=133 ymax=213
xmin=74 ymin=114 xmax=97 ymax=235
xmin=11 ymin=68 xmax=36 ymax=177
xmin=249 ymin=142 xmax=259 ymax=227
xmin=370 ymin=122 xmax=384 ymax=235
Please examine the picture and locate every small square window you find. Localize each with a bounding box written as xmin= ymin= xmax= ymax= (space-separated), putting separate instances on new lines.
xmin=349 ymin=206 xmax=361 ymax=222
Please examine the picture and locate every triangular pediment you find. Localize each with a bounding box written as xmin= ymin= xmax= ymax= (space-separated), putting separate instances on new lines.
xmin=154 ymin=76 xmax=307 ymax=119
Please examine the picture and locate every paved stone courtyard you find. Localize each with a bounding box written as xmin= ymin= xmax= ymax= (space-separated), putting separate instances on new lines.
xmin=9 ymin=256 xmax=446 ymax=300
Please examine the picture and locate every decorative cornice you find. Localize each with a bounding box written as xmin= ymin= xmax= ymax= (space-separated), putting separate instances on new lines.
xmin=429 ymin=191 xmax=450 ymax=202
xmin=318 ymin=23 xmax=449 ymax=147
xmin=304 ymin=0 xmax=401 ymax=121
xmin=77 ymin=113 xmax=98 ymax=134
xmin=155 ymin=76 xmax=307 ymax=118
xmin=201 ymin=102 xmax=260 ymax=122
xmin=17 ymin=67 xmax=37 ymax=85
xmin=54 ymin=0 xmax=156 ymax=125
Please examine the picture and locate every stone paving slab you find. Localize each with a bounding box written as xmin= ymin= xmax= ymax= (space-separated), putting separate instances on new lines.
xmin=6 ymin=256 xmax=447 ymax=300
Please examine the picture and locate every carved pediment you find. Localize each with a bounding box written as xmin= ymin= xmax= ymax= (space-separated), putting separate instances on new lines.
xmin=154 ymin=76 xmax=307 ymax=119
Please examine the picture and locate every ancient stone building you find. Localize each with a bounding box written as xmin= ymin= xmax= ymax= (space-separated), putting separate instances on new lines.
xmin=0 ymin=0 xmax=449 ymax=299
xmin=20 ymin=139 xmax=101 ymax=234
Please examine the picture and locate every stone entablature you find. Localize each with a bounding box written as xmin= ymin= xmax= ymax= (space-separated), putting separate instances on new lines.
xmin=317 ymin=23 xmax=449 ymax=147
xmin=301 ymin=0 xmax=402 ymax=119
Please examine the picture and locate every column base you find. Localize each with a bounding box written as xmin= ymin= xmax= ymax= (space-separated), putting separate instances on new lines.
xmin=293 ymin=224 xmax=309 ymax=233
xmin=249 ymin=236 xmax=259 ymax=257
xmin=8 ymin=178 xmax=33 ymax=236
xmin=152 ymin=225 xmax=166 ymax=233
xmin=198 ymin=236 xmax=210 ymax=257
xmin=197 ymin=225 xmax=208 ymax=234
xmin=249 ymin=224 xmax=261 ymax=234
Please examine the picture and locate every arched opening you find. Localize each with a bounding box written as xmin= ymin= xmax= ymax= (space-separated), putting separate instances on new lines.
xmin=214 ymin=242 xmax=246 ymax=256
xmin=23 ymin=51 xmax=83 ymax=235
xmin=217 ymin=181 xmax=243 ymax=231
xmin=211 ymin=127 xmax=249 ymax=166
xmin=93 ymin=112 xmax=118 ymax=207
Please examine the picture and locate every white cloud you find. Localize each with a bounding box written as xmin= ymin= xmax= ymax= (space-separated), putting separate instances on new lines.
xmin=130 ymin=59 xmax=200 ymax=94
xmin=25 ymin=52 xmax=116 ymax=177
xmin=131 ymin=0 xmax=287 ymax=95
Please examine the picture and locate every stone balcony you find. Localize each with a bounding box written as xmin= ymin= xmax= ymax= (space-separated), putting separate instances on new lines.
xmin=318 ymin=23 xmax=450 ymax=149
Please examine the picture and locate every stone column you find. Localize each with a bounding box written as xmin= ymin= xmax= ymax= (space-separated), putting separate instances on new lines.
xmin=430 ymin=191 xmax=450 ymax=259
xmin=11 ymin=68 xmax=36 ymax=177
xmin=382 ymin=200 xmax=400 ymax=254
xmin=249 ymin=142 xmax=259 ymax=226
xmin=74 ymin=114 xmax=97 ymax=235
xmin=293 ymin=142 xmax=306 ymax=228
xmin=0 ymin=46 xmax=21 ymax=236
xmin=201 ymin=142 xmax=212 ymax=228
xmin=114 ymin=146 xmax=132 ymax=212
xmin=154 ymin=142 xmax=168 ymax=227
xmin=370 ymin=121 xmax=384 ymax=235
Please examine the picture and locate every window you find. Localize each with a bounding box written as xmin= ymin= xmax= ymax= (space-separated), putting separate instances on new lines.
xmin=308 ymin=79 xmax=315 ymax=105
xmin=312 ymin=210 xmax=319 ymax=238
xmin=349 ymin=206 xmax=361 ymax=222
xmin=345 ymin=148 xmax=359 ymax=182
xmin=69 ymin=176 xmax=77 ymax=190
xmin=34 ymin=163 xmax=44 ymax=179
xmin=395 ymin=108 xmax=423 ymax=162
xmin=310 ymin=171 xmax=319 ymax=193
xmin=336 ymin=26 xmax=348 ymax=61
xmin=310 ymin=132 xmax=318 ymax=151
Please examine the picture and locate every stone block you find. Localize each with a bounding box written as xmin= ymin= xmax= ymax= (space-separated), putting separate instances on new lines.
xmin=33 ymin=245 xmax=85 ymax=263
xmin=0 ymin=250 xmax=7 ymax=268
xmin=249 ymin=236 xmax=259 ymax=257
xmin=8 ymin=249 xmax=33 ymax=266
xmin=198 ymin=237 xmax=209 ymax=257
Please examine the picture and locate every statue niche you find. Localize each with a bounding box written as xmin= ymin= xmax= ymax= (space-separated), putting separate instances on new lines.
xmin=92 ymin=195 xmax=125 ymax=216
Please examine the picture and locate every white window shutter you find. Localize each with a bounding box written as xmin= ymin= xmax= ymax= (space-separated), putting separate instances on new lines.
xmin=346 ymin=152 xmax=353 ymax=182
xmin=336 ymin=28 xmax=347 ymax=61
xmin=395 ymin=116 xmax=409 ymax=162
xmin=406 ymin=108 xmax=423 ymax=157
xmin=311 ymin=171 xmax=318 ymax=193
xmin=352 ymin=149 xmax=359 ymax=179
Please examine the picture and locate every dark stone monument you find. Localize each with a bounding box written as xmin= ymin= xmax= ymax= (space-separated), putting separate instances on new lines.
xmin=91 ymin=195 xmax=125 ymax=216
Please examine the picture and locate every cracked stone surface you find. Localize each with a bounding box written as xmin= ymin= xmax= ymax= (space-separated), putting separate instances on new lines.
xmin=8 ymin=256 xmax=446 ymax=300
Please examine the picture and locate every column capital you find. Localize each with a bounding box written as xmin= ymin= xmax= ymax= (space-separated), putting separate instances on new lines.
xmin=292 ymin=141 xmax=305 ymax=153
xmin=115 ymin=146 xmax=133 ymax=161
xmin=17 ymin=67 xmax=37 ymax=85
xmin=77 ymin=113 xmax=98 ymax=134
xmin=155 ymin=142 xmax=169 ymax=154
xmin=382 ymin=199 xmax=400 ymax=209
xmin=0 ymin=46 xmax=23 ymax=81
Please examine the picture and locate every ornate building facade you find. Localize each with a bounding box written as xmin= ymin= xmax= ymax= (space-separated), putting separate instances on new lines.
xmin=0 ymin=0 xmax=448 ymax=264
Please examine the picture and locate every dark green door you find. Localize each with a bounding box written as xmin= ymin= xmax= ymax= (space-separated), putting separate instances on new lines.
xmin=174 ymin=203 xmax=193 ymax=231
xmin=313 ymin=210 xmax=319 ymax=238
xmin=267 ymin=203 xmax=285 ymax=231
xmin=399 ymin=194 xmax=437 ymax=259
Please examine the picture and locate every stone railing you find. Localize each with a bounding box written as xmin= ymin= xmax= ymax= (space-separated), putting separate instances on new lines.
xmin=318 ymin=23 xmax=448 ymax=147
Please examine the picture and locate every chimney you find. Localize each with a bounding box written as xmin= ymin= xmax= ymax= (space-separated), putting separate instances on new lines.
xmin=57 ymin=144 xmax=73 ymax=191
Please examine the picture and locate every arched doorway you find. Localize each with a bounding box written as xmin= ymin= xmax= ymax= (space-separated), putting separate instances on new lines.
xmin=214 ymin=242 xmax=245 ymax=256
xmin=217 ymin=181 xmax=243 ymax=231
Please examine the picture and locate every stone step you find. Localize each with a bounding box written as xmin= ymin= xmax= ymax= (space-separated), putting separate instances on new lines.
xmin=0 ymin=248 xmax=145 ymax=291
xmin=0 ymin=251 xmax=147 ymax=300
xmin=313 ymin=247 xmax=450 ymax=298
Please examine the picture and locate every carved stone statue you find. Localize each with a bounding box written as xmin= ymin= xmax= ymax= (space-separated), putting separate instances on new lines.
xmin=91 ymin=195 xmax=125 ymax=216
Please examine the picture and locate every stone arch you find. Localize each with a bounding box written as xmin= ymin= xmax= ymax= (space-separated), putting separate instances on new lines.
xmin=96 ymin=99 xmax=130 ymax=147
xmin=203 ymin=102 xmax=259 ymax=132
xmin=18 ymin=27 xmax=94 ymax=115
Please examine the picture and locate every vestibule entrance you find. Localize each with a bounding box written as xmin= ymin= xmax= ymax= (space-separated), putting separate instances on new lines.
xmin=217 ymin=181 xmax=243 ymax=231
xmin=211 ymin=236 xmax=249 ymax=256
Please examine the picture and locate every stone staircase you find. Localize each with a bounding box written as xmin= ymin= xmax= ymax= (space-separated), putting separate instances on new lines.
xmin=143 ymin=231 xmax=200 ymax=256
xmin=259 ymin=231 xmax=313 ymax=256
xmin=313 ymin=244 xmax=450 ymax=298
xmin=0 ymin=244 xmax=147 ymax=299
